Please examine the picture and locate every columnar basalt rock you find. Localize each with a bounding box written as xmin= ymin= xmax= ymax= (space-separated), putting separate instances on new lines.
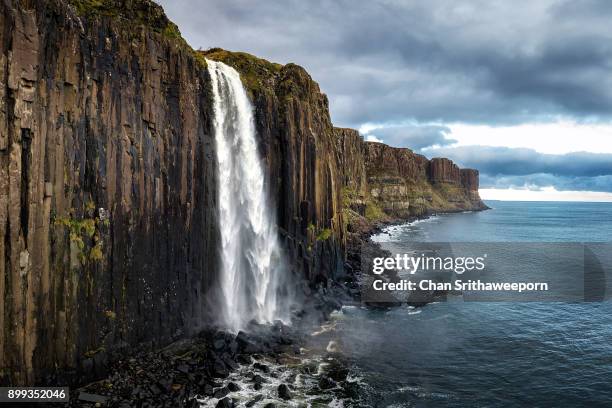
xmin=461 ymin=169 xmax=480 ymax=191
xmin=0 ymin=0 xmax=218 ymax=385
xmin=334 ymin=128 xmax=367 ymax=197
xmin=203 ymin=50 xmax=346 ymax=283
xmin=338 ymin=142 xmax=487 ymax=219
xmin=429 ymin=157 xmax=461 ymax=185
xmin=365 ymin=142 xmax=429 ymax=181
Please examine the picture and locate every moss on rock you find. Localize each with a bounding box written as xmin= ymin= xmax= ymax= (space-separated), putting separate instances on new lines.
xmin=68 ymin=0 xmax=185 ymax=40
xmin=201 ymin=48 xmax=283 ymax=94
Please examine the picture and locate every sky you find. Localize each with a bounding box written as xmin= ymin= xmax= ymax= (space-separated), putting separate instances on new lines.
xmin=158 ymin=0 xmax=612 ymax=201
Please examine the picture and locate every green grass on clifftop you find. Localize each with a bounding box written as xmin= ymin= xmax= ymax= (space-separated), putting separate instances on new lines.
xmin=201 ymin=48 xmax=283 ymax=93
xmin=69 ymin=0 xmax=182 ymax=40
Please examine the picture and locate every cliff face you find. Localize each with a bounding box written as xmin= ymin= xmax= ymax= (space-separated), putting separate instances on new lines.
xmin=203 ymin=49 xmax=345 ymax=283
xmin=0 ymin=0 xmax=219 ymax=385
xmin=1 ymin=0 xmax=485 ymax=385
xmin=338 ymin=140 xmax=486 ymax=221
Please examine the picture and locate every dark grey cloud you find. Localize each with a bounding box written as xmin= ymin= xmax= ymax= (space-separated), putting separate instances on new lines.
xmin=368 ymin=125 xmax=456 ymax=150
xmin=427 ymin=146 xmax=612 ymax=177
xmin=423 ymin=145 xmax=612 ymax=192
xmin=158 ymin=0 xmax=612 ymax=127
xmin=479 ymin=174 xmax=612 ymax=193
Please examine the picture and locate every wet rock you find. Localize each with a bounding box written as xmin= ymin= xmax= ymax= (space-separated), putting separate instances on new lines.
xmin=222 ymin=353 xmax=239 ymax=370
xmin=318 ymin=375 xmax=337 ymax=390
xmin=253 ymin=362 xmax=270 ymax=373
xmin=177 ymin=364 xmax=191 ymax=374
xmin=237 ymin=354 xmax=252 ymax=364
xmin=278 ymin=383 xmax=292 ymax=400
xmin=263 ymin=403 xmax=277 ymax=408
xmin=216 ymin=397 xmax=233 ymax=408
xmin=186 ymin=399 xmax=200 ymax=408
xmin=328 ymin=367 xmax=350 ymax=382
xmin=341 ymin=380 xmax=361 ymax=399
xmin=279 ymin=335 xmax=293 ymax=345
xmin=78 ymin=392 xmax=108 ymax=403
xmin=253 ymin=383 xmax=263 ymax=391
xmin=229 ymin=340 xmax=239 ymax=355
xmin=212 ymin=358 xmax=229 ymax=378
xmin=227 ymin=382 xmax=241 ymax=392
xmin=213 ymin=386 xmax=230 ymax=399
xmin=148 ymin=383 xmax=162 ymax=395
xmin=245 ymin=394 xmax=263 ymax=407
xmin=213 ymin=339 xmax=226 ymax=351
xmin=202 ymin=384 xmax=214 ymax=396
xmin=252 ymin=374 xmax=266 ymax=384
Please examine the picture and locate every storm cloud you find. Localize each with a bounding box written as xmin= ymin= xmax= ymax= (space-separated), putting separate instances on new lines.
xmin=159 ymin=0 xmax=612 ymax=127
xmin=427 ymin=146 xmax=612 ymax=178
xmin=366 ymin=125 xmax=456 ymax=150
xmin=426 ymin=146 xmax=612 ymax=192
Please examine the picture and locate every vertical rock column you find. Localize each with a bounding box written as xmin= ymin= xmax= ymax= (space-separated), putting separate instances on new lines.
xmin=0 ymin=6 xmax=41 ymax=384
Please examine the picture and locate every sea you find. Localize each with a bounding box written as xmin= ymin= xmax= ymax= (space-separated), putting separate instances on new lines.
xmin=328 ymin=200 xmax=612 ymax=407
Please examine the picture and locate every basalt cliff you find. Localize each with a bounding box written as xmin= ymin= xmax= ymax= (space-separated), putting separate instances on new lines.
xmin=0 ymin=0 xmax=486 ymax=385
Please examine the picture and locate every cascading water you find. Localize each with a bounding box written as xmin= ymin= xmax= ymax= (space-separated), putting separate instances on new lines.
xmin=207 ymin=59 xmax=288 ymax=332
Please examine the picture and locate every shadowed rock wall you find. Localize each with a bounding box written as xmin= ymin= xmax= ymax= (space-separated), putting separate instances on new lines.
xmin=203 ymin=50 xmax=346 ymax=284
xmin=0 ymin=0 xmax=218 ymax=385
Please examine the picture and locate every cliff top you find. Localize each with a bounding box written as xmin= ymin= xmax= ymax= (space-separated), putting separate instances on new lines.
xmin=200 ymin=48 xmax=283 ymax=92
xmin=67 ymin=0 xmax=182 ymax=39
xmin=201 ymin=48 xmax=322 ymax=104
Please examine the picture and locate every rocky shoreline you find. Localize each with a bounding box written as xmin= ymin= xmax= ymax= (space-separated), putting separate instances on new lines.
xmin=66 ymin=280 xmax=357 ymax=407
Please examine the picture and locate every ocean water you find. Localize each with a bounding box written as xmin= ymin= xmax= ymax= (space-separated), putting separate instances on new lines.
xmin=332 ymin=201 xmax=612 ymax=407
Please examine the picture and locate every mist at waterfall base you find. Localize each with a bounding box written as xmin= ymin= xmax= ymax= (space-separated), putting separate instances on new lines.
xmin=207 ymin=60 xmax=294 ymax=333
xmin=327 ymin=201 xmax=612 ymax=407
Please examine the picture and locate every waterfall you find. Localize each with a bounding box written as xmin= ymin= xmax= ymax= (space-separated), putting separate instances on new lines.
xmin=207 ymin=59 xmax=287 ymax=332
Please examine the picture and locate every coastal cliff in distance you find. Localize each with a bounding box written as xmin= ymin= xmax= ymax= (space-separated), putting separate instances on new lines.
xmin=0 ymin=0 xmax=485 ymax=385
xmin=333 ymin=128 xmax=486 ymax=223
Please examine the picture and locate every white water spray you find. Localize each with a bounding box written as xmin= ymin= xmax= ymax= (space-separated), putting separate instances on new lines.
xmin=207 ymin=59 xmax=287 ymax=332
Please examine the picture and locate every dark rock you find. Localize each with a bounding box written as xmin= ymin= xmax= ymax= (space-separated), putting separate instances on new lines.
xmin=278 ymin=383 xmax=292 ymax=400
xmin=221 ymin=353 xmax=239 ymax=370
xmin=189 ymin=399 xmax=201 ymax=408
xmin=229 ymin=340 xmax=239 ymax=355
xmin=176 ymin=364 xmax=190 ymax=374
xmin=245 ymin=395 xmax=263 ymax=407
xmin=251 ymin=374 xmax=266 ymax=384
xmin=148 ymin=383 xmax=162 ymax=395
xmin=237 ymin=354 xmax=252 ymax=365
xmin=279 ymin=335 xmax=293 ymax=345
xmin=202 ymin=384 xmax=214 ymax=396
xmin=253 ymin=362 xmax=270 ymax=373
xmin=213 ymin=386 xmax=230 ymax=399
xmin=78 ymin=392 xmax=109 ymax=403
xmin=216 ymin=397 xmax=233 ymax=408
xmin=341 ymin=380 xmax=362 ymax=399
xmin=213 ymin=339 xmax=227 ymax=351
xmin=318 ymin=376 xmax=337 ymax=390
xmin=227 ymin=382 xmax=241 ymax=392
xmin=328 ymin=367 xmax=350 ymax=382
xmin=212 ymin=358 xmax=229 ymax=378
